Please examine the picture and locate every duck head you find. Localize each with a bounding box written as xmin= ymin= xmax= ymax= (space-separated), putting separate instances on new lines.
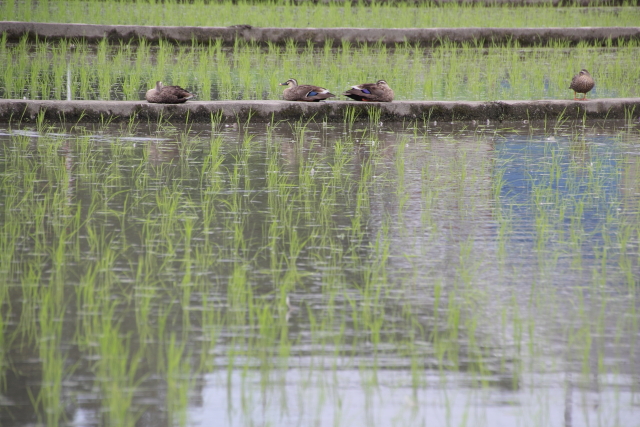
xmin=279 ymin=78 xmax=298 ymax=87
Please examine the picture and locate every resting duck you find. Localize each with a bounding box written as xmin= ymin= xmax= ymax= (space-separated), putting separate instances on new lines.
xmin=343 ymin=80 xmax=394 ymax=102
xmin=279 ymin=78 xmax=335 ymax=102
xmin=145 ymin=81 xmax=194 ymax=104
xmin=569 ymin=69 xmax=595 ymax=101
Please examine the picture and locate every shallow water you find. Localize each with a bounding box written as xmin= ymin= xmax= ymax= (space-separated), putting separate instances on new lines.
xmin=0 ymin=118 xmax=639 ymax=427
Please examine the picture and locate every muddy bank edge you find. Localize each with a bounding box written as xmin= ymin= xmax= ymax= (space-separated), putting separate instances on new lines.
xmin=1 ymin=99 xmax=639 ymax=124
xmin=2 ymin=22 xmax=640 ymax=46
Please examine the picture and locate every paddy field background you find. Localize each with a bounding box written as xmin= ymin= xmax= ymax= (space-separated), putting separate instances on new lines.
xmin=0 ymin=1 xmax=639 ymax=427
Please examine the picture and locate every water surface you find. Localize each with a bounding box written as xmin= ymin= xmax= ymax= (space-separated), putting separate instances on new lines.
xmin=0 ymin=118 xmax=639 ymax=426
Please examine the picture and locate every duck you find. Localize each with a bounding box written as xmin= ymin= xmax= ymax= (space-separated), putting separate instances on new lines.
xmin=569 ymin=69 xmax=595 ymax=101
xmin=343 ymin=80 xmax=394 ymax=102
xmin=145 ymin=81 xmax=194 ymax=104
xmin=279 ymin=78 xmax=335 ymax=102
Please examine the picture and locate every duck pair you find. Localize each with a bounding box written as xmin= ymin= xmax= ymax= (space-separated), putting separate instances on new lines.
xmin=279 ymin=78 xmax=394 ymax=102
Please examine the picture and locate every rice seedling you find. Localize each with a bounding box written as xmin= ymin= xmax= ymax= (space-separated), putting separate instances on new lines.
xmin=162 ymin=334 xmax=194 ymax=427
xmin=30 ymin=286 xmax=70 ymax=427
xmin=2 ymin=37 xmax=639 ymax=102
xmin=3 ymin=0 xmax=640 ymax=29
xmin=94 ymin=314 xmax=147 ymax=427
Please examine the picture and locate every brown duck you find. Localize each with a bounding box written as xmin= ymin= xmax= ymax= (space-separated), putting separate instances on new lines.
xmin=569 ymin=69 xmax=595 ymax=101
xmin=279 ymin=78 xmax=335 ymax=102
xmin=145 ymin=81 xmax=194 ymax=104
xmin=343 ymin=80 xmax=394 ymax=102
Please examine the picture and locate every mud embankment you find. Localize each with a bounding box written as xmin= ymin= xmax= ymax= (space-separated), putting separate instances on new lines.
xmin=1 ymin=99 xmax=639 ymax=124
xmin=301 ymin=0 xmax=638 ymax=4
xmin=2 ymin=22 xmax=639 ymax=46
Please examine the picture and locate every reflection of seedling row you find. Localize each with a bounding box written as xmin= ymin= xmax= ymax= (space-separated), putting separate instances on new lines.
xmin=3 ymin=0 xmax=640 ymax=28
xmin=2 ymin=36 xmax=639 ymax=101
xmin=1 ymin=116 xmax=639 ymax=425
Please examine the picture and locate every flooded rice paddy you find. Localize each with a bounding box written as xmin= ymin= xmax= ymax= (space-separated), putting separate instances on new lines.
xmin=0 ymin=117 xmax=639 ymax=426
xmin=2 ymin=37 xmax=640 ymax=102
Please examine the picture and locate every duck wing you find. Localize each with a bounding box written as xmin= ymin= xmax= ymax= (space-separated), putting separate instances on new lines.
xmin=343 ymin=83 xmax=376 ymax=101
xmin=163 ymin=85 xmax=195 ymax=102
xmin=299 ymin=85 xmax=335 ymax=102
xmin=569 ymin=74 xmax=580 ymax=91
xmin=343 ymin=83 xmax=392 ymax=102
xmin=146 ymin=85 xmax=194 ymax=104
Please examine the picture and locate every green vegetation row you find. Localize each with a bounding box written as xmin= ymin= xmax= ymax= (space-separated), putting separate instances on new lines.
xmin=2 ymin=0 xmax=640 ymax=28
xmin=2 ymin=35 xmax=640 ymax=102
xmin=0 ymin=114 xmax=639 ymax=425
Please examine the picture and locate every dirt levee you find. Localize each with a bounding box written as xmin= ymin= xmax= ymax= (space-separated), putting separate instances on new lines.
xmin=1 ymin=99 xmax=639 ymax=124
xmin=2 ymin=22 xmax=640 ymax=46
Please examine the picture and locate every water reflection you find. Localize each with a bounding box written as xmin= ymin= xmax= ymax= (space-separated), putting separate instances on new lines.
xmin=147 ymin=140 xmax=181 ymax=166
xmin=0 ymin=120 xmax=638 ymax=427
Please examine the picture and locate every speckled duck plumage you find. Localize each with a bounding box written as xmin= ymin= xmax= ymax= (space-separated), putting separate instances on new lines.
xmin=279 ymin=78 xmax=335 ymax=102
xmin=342 ymin=80 xmax=394 ymax=102
xmin=569 ymin=69 xmax=595 ymax=101
xmin=145 ymin=81 xmax=194 ymax=104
